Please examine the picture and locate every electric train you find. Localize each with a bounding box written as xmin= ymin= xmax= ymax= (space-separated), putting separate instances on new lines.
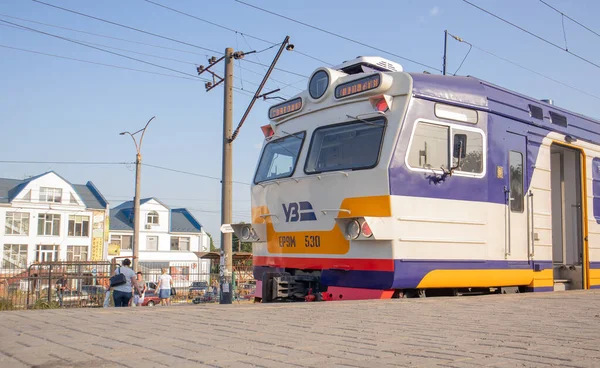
xmin=229 ymin=56 xmax=600 ymax=302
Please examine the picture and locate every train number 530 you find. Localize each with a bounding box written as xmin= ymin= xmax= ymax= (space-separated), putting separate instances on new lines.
xmin=304 ymin=235 xmax=321 ymax=248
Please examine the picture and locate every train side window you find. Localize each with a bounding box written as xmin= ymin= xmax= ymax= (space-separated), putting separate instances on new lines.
xmin=407 ymin=121 xmax=485 ymax=175
xmin=509 ymin=151 xmax=524 ymax=212
xmin=452 ymin=129 xmax=483 ymax=174
xmin=407 ymin=122 xmax=449 ymax=170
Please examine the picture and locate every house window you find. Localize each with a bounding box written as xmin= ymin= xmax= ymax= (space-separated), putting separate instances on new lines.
xmin=170 ymin=237 xmax=190 ymax=251
xmin=39 ymin=187 xmax=62 ymax=203
xmin=2 ymin=244 xmax=28 ymax=268
xmin=67 ymin=246 xmax=88 ymax=261
xmin=147 ymin=211 xmax=159 ymax=225
xmin=68 ymin=215 xmax=90 ymax=237
xmin=37 ymin=214 xmax=61 ymax=236
xmin=5 ymin=212 xmax=30 ymax=235
xmin=36 ymin=245 xmax=58 ymax=262
xmin=69 ymin=193 xmax=79 ymax=205
xmin=146 ymin=236 xmax=158 ymax=251
xmin=110 ymin=235 xmax=132 ymax=250
xmin=407 ymin=121 xmax=484 ymax=175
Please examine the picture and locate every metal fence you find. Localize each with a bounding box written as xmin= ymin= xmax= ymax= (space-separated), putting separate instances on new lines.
xmin=0 ymin=261 xmax=256 ymax=310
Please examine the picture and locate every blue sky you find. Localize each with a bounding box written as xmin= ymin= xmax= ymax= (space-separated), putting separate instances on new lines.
xmin=1 ymin=0 xmax=599 ymax=243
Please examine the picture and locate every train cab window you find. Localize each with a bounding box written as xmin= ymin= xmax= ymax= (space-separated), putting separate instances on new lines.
xmin=254 ymin=132 xmax=305 ymax=183
xmin=407 ymin=121 xmax=484 ymax=175
xmin=305 ymin=118 xmax=385 ymax=173
xmin=509 ymin=151 xmax=524 ymax=212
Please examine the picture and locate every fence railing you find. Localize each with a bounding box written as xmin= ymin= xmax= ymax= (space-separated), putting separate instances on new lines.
xmin=0 ymin=261 xmax=256 ymax=310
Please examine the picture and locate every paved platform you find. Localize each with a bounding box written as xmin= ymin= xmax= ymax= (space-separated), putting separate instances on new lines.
xmin=1 ymin=291 xmax=600 ymax=368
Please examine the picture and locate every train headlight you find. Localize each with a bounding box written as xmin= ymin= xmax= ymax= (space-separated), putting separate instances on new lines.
xmin=361 ymin=221 xmax=373 ymax=238
xmin=309 ymin=69 xmax=329 ymax=100
xmin=241 ymin=225 xmax=252 ymax=241
xmin=345 ymin=220 xmax=361 ymax=240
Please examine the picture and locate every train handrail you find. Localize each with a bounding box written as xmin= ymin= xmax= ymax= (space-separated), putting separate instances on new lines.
xmin=528 ymin=190 xmax=535 ymax=259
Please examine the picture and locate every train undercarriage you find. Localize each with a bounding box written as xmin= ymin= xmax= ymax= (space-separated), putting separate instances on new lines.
xmin=257 ymin=270 xmax=526 ymax=303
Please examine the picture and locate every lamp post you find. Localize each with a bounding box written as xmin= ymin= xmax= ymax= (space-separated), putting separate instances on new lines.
xmin=120 ymin=116 xmax=155 ymax=272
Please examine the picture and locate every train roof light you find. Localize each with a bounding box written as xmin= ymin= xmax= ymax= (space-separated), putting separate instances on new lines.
xmin=261 ymin=124 xmax=274 ymax=138
xmin=370 ymin=95 xmax=393 ymax=113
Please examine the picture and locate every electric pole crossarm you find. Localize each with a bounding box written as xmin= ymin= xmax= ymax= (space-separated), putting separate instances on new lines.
xmin=229 ymin=35 xmax=291 ymax=142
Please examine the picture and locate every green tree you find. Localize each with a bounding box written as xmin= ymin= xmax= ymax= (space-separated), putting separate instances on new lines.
xmin=206 ymin=232 xmax=218 ymax=252
xmin=232 ymin=233 xmax=252 ymax=253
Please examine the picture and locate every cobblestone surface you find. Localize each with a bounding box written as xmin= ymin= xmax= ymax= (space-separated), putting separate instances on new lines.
xmin=1 ymin=290 xmax=600 ymax=367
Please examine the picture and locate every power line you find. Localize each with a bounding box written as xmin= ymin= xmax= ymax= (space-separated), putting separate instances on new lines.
xmin=31 ymin=0 xmax=220 ymax=54
xmin=1 ymin=23 xmax=286 ymax=95
xmin=0 ymin=18 xmax=207 ymax=80
xmin=462 ymin=0 xmax=600 ymax=70
xmin=448 ymin=33 xmax=600 ymax=101
xmin=142 ymin=0 xmax=332 ymax=66
xmin=0 ymin=13 xmax=211 ymax=58
xmin=243 ymin=59 xmax=308 ymax=78
xmin=0 ymin=43 xmax=201 ymax=81
xmin=234 ymin=0 xmax=442 ymax=72
xmin=142 ymin=163 xmax=251 ymax=186
xmin=538 ymin=0 xmax=600 ymax=39
xmin=0 ymin=160 xmax=132 ymax=165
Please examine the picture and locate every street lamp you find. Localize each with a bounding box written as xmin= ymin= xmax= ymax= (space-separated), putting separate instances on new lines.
xmin=120 ymin=116 xmax=155 ymax=272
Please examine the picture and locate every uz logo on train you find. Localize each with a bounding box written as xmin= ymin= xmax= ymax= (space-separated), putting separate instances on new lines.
xmin=279 ymin=202 xmax=320 ymax=248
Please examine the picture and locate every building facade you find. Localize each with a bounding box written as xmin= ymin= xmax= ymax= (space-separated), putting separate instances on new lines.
xmin=108 ymin=198 xmax=211 ymax=285
xmin=0 ymin=171 xmax=109 ymax=270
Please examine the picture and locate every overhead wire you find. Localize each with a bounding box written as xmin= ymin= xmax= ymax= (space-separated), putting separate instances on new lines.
xmin=1 ymin=23 xmax=284 ymax=95
xmin=234 ymin=0 xmax=442 ymax=72
xmin=462 ymin=0 xmax=600 ymax=70
xmin=448 ymin=33 xmax=600 ymax=101
xmin=0 ymin=18 xmax=208 ymax=81
xmin=141 ymin=0 xmax=332 ymax=65
xmin=142 ymin=163 xmax=251 ymax=186
xmin=31 ymin=0 xmax=220 ymax=54
xmin=538 ymin=0 xmax=600 ymax=38
xmin=0 ymin=13 xmax=211 ymax=58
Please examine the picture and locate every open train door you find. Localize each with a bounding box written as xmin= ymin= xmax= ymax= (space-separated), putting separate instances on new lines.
xmin=549 ymin=143 xmax=589 ymax=291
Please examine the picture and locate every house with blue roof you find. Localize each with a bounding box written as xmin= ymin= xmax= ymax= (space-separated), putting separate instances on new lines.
xmin=0 ymin=171 xmax=109 ymax=270
xmin=108 ymin=198 xmax=211 ymax=285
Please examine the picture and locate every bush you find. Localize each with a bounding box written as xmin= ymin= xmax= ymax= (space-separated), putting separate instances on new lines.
xmin=31 ymin=299 xmax=60 ymax=310
xmin=0 ymin=298 xmax=15 ymax=311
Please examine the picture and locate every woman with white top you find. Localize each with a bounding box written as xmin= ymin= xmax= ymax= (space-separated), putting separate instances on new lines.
xmin=156 ymin=268 xmax=173 ymax=306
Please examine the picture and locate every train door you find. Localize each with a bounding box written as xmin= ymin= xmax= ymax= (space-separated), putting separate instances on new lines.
xmin=505 ymin=133 xmax=528 ymax=261
xmin=550 ymin=144 xmax=585 ymax=290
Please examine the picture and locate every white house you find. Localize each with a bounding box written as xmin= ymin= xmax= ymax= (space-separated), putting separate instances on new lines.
xmin=0 ymin=171 xmax=109 ymax=270
xmin=108 ymin=198 xmax=211 ymax=285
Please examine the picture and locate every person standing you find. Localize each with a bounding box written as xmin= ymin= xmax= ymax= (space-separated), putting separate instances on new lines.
xmin=133 ymin=271 xmax=147 ymax=307
xmin=112 ymin=259 xmax=140 ymax=307
xmin=55 ymin=273 xmax=68 ymax=307
xmin=156 ymin=268 xmax=173 ymax=306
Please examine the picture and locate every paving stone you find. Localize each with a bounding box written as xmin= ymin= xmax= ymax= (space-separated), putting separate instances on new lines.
xmin=1 ymin=291 xmax=600 ymax=367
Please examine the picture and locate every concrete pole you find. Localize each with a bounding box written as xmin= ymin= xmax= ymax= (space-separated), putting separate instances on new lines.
xmin=133 ymin=152 xmax=142 ymax=271
xmin=220 ymin=47 xmax=234 ymax=304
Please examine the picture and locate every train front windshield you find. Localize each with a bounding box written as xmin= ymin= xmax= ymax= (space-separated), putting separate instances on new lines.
xmin=304 ymin=118 xmax=386 ymax=174
xmin=254 ymin=132 xmax=305 ymax=183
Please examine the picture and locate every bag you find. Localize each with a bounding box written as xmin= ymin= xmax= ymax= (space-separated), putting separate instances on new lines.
xmin=109 ymin=268 xmax=126 ymax=287
xmin=171 ymin=288 xmax=176 ymax=296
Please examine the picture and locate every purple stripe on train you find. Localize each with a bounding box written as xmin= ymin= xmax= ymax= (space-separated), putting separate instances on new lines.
xmin=256 ymin=259 xmax=552 ymax=291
